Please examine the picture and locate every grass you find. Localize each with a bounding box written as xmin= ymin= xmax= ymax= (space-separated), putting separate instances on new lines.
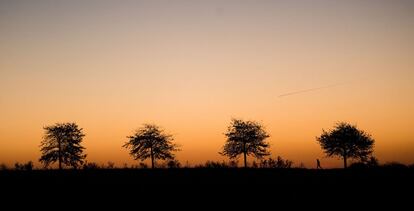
xmin=1 ymin=167 xmax=412 ymax=205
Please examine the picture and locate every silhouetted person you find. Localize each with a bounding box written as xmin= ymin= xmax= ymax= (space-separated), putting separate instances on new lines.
xmin=316 ymin=159 xmax=322 ymax=169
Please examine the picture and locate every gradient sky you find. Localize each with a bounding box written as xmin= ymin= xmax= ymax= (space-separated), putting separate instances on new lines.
xmin=1 ymin=0 xmax=413 ymax=168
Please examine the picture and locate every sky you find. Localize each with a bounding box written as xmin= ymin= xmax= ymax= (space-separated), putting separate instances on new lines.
xmin=1 ymin=0 xmax=413 ymax=168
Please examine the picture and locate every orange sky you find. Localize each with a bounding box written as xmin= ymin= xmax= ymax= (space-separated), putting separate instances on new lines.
xmin=1 ymin=0 xmax=413 ymax=168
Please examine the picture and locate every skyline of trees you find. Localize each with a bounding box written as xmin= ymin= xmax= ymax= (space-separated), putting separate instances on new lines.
xmin=0 ymin=120 xmax=389 ymax=169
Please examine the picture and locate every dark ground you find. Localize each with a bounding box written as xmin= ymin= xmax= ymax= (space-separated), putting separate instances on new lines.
xmin=1 ymin=168 xmax=413 ymax=207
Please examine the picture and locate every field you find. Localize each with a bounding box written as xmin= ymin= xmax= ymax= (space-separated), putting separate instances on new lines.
xmin=1 ymin=167 xmax=413 ymax=206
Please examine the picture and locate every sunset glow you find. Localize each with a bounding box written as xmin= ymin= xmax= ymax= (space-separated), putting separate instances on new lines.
xmin=1 ymin=0 xmax=413 ymax=168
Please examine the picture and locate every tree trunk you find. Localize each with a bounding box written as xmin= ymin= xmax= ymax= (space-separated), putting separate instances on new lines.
xmin=150 ymin=147 xmax=155 ymax=169
xmin=243 ymin=152 xmax=247 ymax=168
xmin=58 ymin=139 xmax=62 ymax=170
xmin=243 ymin=142 xmax=247 ymax=168
xmin=343 ymin=154 xmax=348 ymax=169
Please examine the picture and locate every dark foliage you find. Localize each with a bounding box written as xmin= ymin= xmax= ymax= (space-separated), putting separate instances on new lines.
xmin=123 ymin=124 xmax=179 ymax=168
xmin=382 ymin=162 xmax=408 ymax=169
xmin=259 ymin=156 xmax=293 ymax=168
xmin=317 ymin=122 xmax=374 ymax=168
xmin=0 ymin=163 xmax=8 ymax=171
xmin=39 ymin=123 xmax=86 ymax=169
xmin=166 ymin=159 xmax=181 ymax=169
xmin=195 ymin=161 xmax=230 ymax=168
xmin=14 ymin=161 xmax=33 ymax=171
xmin=106 ymin=161 xmax=115 ymax=169
xmin=83 ymin=161 xmax=100 ymax=170
xmin=221 ymin=119 xmax=270 ymax=167
xmin=350 ymin=156 xmax=379 ymax=168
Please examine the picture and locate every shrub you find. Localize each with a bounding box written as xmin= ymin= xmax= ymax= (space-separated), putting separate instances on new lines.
xmin=83 ymin=161 xmax=100 ymax=170
xmin=14 ymin=161 xmax=33 ymax=171
xmin=260 ymin=156 xmax=293 ymax=168
xmin=166 ymin=159 xmax=181 ymax=168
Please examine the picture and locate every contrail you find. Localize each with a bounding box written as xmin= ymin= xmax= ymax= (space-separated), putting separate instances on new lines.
xmin=278 ymin=83 xmax=342 ymax=98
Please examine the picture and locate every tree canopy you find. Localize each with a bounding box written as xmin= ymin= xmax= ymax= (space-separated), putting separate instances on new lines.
xmin=221 ymin=119 xmax=270 ymax=167
xmin=317 ymin=122 xmax=375 ymax=168
xmin=39 ymin=122 xmax=86 ymax=169
xmin=123 ymin=124 xmax=179 ymax=168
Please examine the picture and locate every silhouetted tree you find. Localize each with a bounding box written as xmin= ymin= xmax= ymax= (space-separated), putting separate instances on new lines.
xmin=123 ymin=124 xmax=179 ymax=169
xmin=316 ymin=122 xmax=374 ymax=168
xmin=39 ymin=123 xmax=86 ymax=170
xmin=221 ymin=119 xmax=270 ymax=168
